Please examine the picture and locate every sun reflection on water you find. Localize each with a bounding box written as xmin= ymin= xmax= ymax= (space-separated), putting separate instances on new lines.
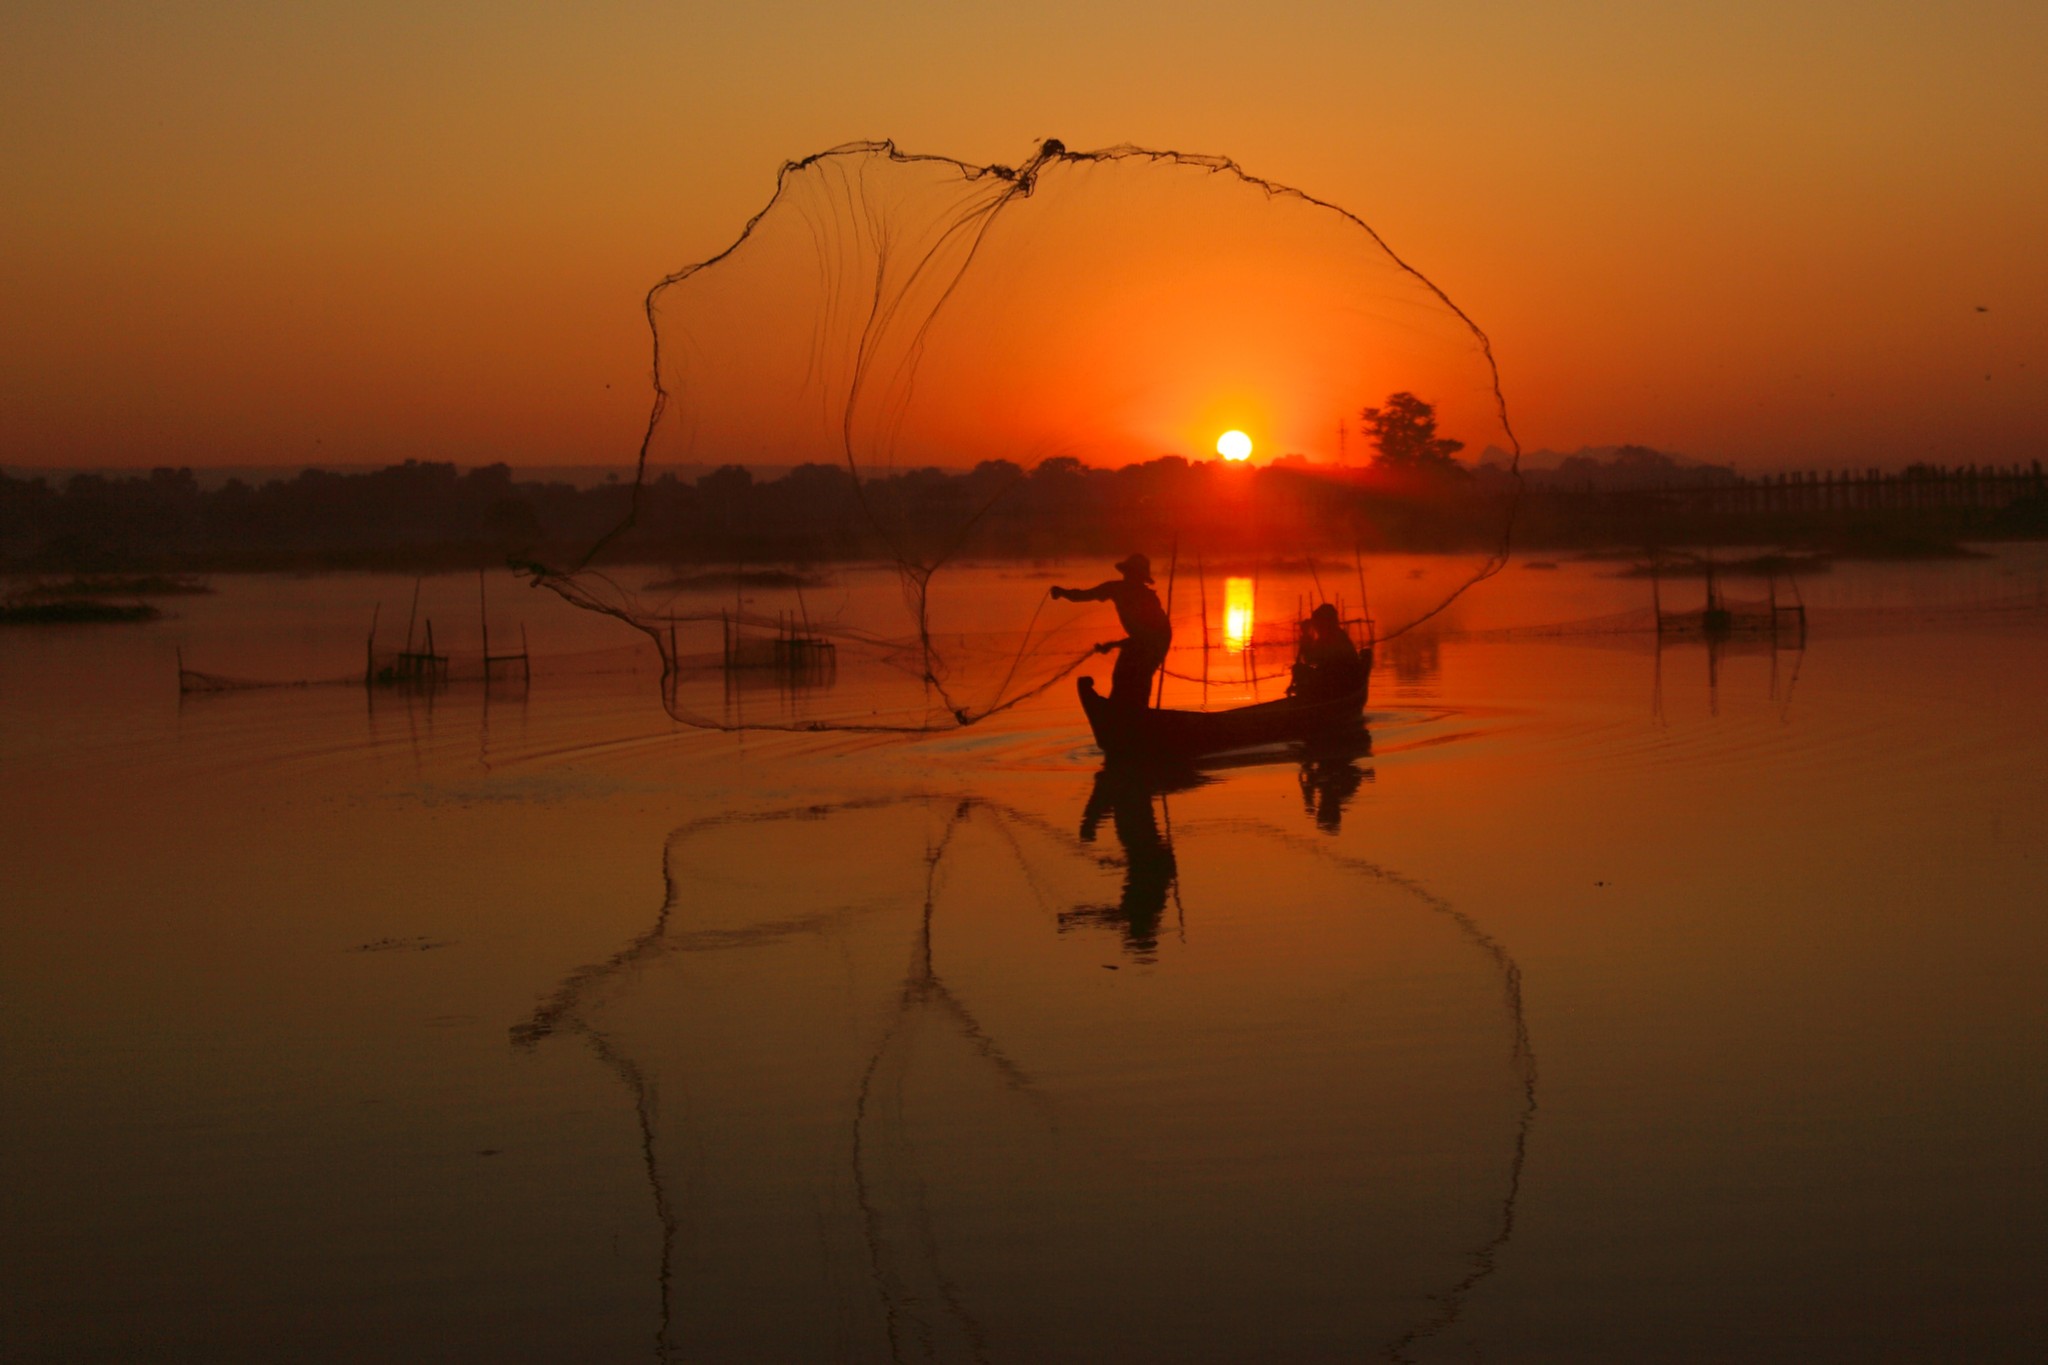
xmin=1224 ymin=576 xmax=1255 ymax=653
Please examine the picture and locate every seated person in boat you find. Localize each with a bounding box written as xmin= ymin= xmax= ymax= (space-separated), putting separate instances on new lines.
xmin=1051 ymin=553 xmax=1172 ymax=709
xmin=1289 ymin=603 xmax=1366 ymax=701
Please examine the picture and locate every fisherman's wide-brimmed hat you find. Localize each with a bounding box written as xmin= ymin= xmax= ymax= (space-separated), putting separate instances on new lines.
xmin=1114 ymin=553 xmax=1153 ymax=583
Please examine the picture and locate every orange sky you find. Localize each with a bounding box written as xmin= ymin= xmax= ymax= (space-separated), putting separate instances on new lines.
xmin=3 ymin=1 xmax=2043 ymax=473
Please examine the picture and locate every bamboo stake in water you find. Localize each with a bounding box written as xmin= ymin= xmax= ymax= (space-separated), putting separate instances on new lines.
xmin=1353 ymin=544 xmax=1372 ymax=644
xmin=403 ymin=577 xmax=422 ymax=657
xmin=364 ymin=602 xmax=380 ymax=687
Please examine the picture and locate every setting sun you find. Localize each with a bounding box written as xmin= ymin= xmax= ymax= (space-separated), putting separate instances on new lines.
xmin=1217 ymin=430 xmax=1253 ymax=461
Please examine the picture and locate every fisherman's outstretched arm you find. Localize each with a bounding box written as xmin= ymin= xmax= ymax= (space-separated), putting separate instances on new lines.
xmin=1050 ymin=580 xmax=1119 ymax=602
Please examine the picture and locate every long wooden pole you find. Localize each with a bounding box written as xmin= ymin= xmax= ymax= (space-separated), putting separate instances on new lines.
xmin=1246 ymin=568 xmax=1260 ymax=699
xmin=1155 ymin=537 xmax=1179 ymax=708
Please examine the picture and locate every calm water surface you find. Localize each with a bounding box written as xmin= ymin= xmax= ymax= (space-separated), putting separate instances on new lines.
xmin=4 ymin=555 xmax=2046 ymax=1362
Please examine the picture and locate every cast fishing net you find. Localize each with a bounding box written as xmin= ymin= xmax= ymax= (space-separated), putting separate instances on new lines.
xmin=526 ymin=140 xmax=1521 ymax=730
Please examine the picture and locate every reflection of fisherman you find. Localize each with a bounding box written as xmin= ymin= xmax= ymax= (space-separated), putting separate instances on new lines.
xmin=1071 ymin=769 xmax=1178 ymax=961
xmin=1288 ymin=603 xmax=1367 ymax=701
xmin=1052 ymin=553 xmax=1172 ymax=709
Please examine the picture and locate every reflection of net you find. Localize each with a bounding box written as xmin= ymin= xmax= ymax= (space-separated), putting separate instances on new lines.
xmin=528 ymin=140 xmax=1522 ymax=731
xmin=512 ymin=790 xmax=1536 ymax=1361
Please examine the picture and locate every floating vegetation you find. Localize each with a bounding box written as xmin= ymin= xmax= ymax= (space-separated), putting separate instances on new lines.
xmin=1822 ymin=526 xmax=1986 ymax=560
xmin=644 ymin=568 xmax=829 ymax=592
xmin=1619 ymin=551 xmax=1831 ymax=578
xmin=0 ymin=598 xmax=160 ymax=624
xmin=1192 ymin=554 xmax=1379 ymax=579
xmin=347 ymin=935 xmax=452 ymax=953
xmin=10 ymin=574 xmax=211 ymax=598
xmin=175 ymin=664 xmax=349 ymax=693
xmin=2 ymin=571 xmax=196 ymax=624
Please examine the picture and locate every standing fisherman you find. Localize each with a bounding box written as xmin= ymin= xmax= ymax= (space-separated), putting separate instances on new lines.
xmin=1052 ymin=553 xmax=1172 ymax=709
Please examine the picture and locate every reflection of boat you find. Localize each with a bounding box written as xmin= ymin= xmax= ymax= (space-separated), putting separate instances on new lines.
xmin=1077 ymin=668 xmax=1369 ymax=763
xmin=1064 ymin=739 xmax=1376 ymax=958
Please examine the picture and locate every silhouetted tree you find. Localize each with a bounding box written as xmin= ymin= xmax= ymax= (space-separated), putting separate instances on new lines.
xmin=1360 ymin=392 xmax=1466 ymax=476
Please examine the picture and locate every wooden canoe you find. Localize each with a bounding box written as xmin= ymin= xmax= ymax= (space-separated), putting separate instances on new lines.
xmin=1078 ymin=668 xmax=1369 ymax=765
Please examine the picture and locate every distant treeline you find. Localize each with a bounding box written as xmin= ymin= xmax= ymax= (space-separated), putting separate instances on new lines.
xmin=2 ymin=455 xmax=2043 ymax=573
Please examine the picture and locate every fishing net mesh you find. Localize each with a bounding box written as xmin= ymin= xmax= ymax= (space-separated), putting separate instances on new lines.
xmin=526 ymin=140 xmax=1521 ymax=730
